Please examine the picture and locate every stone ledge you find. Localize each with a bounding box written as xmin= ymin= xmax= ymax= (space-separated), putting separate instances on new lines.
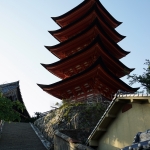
xmin=55 ymin=130 xmax=94 ymax=150
xmin=30 ymin=123 xmax=52 ymax=150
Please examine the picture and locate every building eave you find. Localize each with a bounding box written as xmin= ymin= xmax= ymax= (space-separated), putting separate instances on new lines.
xmin=0 ymin=81 xmax=30 ymax=119
xmin=87 ymin=95 xmax=150 ymax=146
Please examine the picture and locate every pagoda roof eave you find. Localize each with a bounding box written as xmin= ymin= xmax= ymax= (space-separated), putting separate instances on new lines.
xmin=45 ymin=19 xmax=129 ymax=59
xmin=51 ymin=0 xmax=87 ymax=21
xmin=47 ymin=19 xmax=126 ymax=48
xmin=37 ymin=57 xmax=139 ymax=96
xmin=48 ymin=31 xmax=62 ymax=43
xmin=49 ymin=4 xmax=125 ymax=43
xmin=40 ymin=63 xmax=63 ymax=79
xmin=51 ymin=0 xmax=88 ymax=27
xmin=96 ymin=0 xmax=122 ymax=27
xmin=42 ymin=36 xmax=134 ymax=78
xmin=43 ymin=36 xmax=104 ymax=67
xmin=51 ymin=0 xmax=122 ymax=28
xmin=44 ymin=45 xmax=62 ymax=59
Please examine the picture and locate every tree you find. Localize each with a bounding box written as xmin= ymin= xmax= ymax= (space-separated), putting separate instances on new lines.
xmin=127 ymin=59 xmax=150 ymax=93
xmin=0 ymin=93 xmax=25 ymax=122
xmin=34 ymin=112 xmax=42 ymax=119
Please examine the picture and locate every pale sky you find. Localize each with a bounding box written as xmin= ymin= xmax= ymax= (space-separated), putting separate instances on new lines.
xmin=0 ymin=0 xmax=150 ymax=116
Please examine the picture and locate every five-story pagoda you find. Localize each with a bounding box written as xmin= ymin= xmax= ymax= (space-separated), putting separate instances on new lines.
xmin=38 ymin=0 xmax=138 ymax=102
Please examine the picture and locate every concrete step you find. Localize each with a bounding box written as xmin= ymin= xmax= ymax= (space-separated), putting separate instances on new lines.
xmin=0 ymin=122 xmax=46 ymax=150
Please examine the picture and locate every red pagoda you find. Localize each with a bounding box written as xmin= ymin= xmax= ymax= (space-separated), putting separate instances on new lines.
xmin=38 ymin=0 xmax=138 ymax=101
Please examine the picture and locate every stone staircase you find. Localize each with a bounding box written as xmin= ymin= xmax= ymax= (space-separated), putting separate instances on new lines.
xmin=0 ymin=122 xmax=46 ymax=150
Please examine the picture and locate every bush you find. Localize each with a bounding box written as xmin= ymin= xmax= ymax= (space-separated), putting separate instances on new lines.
xmin=0 ymin=93 xmax=25 ymax=122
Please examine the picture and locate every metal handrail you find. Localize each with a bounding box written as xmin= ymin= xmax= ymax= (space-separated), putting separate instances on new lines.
xmin=0 ymin=120 xmax=4 ymax=138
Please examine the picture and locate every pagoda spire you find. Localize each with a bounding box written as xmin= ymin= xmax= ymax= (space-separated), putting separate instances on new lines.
xmin=52 ymin=0 xmax=122 ymax=28
xmin=49 ymin=4 xmax=124 ymax=43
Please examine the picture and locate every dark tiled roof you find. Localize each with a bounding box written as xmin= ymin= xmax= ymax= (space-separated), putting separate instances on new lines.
xmin=122 ymin=140 xmax=150 ymax=150
xmin=0 ymin=81 xmax=19 ymax=96
xmin=0 ymin=81 xmax=30 ymax=119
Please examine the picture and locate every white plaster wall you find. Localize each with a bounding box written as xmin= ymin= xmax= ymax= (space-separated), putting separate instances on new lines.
xmin=98 ymin=103 xmax=150 ymax=150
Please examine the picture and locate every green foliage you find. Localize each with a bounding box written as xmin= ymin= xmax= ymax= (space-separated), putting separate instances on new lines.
xmin=128 ymin=59 xmax=150 ymax=93
xmin=58 ymin=100 xmax=106 ymax=123
xmin=34 ymin=112 xmax=41 ymax=119
xmin=63 ymin=106 xmax=71 ymax=120
xmin=59 ymin=99 xmax=69 ymax=109
xmin=0 ymin=93 xmax=25 ymax=122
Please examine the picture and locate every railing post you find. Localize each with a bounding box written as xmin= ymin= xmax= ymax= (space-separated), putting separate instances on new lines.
xmin=0 ymin=120 xmax=4 ymax=138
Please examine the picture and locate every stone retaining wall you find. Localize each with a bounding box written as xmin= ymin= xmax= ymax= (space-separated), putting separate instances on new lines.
xmin=34 ymin=103 xmax=107 ymax=149
xmin=54 ymin=130 xmax=94 ymax=150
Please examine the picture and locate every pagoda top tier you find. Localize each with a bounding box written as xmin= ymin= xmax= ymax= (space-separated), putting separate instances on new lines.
xmin=50 ymin=4 xmax=124 ymax=43
xmin=52 ymin=0 xmax=122 ymax=28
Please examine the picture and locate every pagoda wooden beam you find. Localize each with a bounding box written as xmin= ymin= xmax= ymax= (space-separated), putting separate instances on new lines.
xmin=61 ymin=92 xmax=68 ymax=100
xmin=88 ymin=81 xmax=95 ymax=91
xmin=71 ymin=88 xmax=78 ymax=100
xmin=63 ymin=90 xmax=71 ymax=100
xmin=80 ymin=63 xmax=86 ymax=71
xmin=80 ymin=85 xmax=85 ymax=93
xmin=88 ymin=79 xmax=99 ymax=96
xmin=80 ymin=85 xmax=88 ymax=99
xmin=74 ymin=66 xmax=80 ymax=74
xmin=96 ymin=71 xmax=117 ymax=91
xmin=92 ymin=77 xmax=115 ymax=99
xmin=95 ymin=83 xmax=101 ymax=92
xmin=59 ymin=92 xmax=65 ymax=100
xmin=71 ymin=67 xmax=78 ymax=76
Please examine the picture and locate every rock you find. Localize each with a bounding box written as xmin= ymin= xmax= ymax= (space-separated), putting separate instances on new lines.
xmin=34 ymin=102 xmax=107 ymax=147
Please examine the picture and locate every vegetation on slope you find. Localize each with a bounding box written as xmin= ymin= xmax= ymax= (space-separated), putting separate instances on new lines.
xmin=0 ymin=93 xmax=25 ymax=122
xmin=128 ymin=59 xmax=150 ymax=93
